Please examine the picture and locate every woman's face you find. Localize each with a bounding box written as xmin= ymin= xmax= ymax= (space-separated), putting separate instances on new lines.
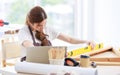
xmin=32 ymin=19 xmax=46 ymax=32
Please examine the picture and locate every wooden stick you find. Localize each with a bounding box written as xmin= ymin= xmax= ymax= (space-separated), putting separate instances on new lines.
xmin=95 ymin=62 xmax=120 ymax=66
xmin=84 ymin=46 xmax=113 ymax=56
xmin=90 ymin=57 xmax=120 ymax=62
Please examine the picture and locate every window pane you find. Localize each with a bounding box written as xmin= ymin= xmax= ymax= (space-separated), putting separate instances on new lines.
xmin=0 ymin=0 xmax=76 ymax=36
xmin=0 ymin=0 xmax=34 ymax=24
xmin=38 ymin=0 xmax=76 ymax=36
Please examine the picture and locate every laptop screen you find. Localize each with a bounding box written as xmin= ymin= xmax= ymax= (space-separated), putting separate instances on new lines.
xmin=26 ymin=46 xmax=67 ymax=64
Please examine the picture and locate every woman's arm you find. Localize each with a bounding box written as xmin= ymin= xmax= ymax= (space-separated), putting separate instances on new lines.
xmin=18 ymin=26 xmax=34 ymax=47
xmin=57 ymin=33 xmax=95 ymax=48
xmin=22 ymin=40 xmax=34 ymax=47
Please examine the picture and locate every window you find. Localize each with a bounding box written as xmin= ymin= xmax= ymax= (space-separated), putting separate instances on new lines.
xmin=0 ymin=0 xmax=79 ymax=37
xmin=36 ymin=0 xmax=76 ymax=36
xmin=0 ymin=0 xmax=34 ymax=24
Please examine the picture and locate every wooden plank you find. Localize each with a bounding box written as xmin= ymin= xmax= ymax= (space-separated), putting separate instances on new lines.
xmin=84 ymin=46 xmax=113 ymax=56
xmin=73 ymin=57 xmax=120 ymax=62
xmin=72 ymin=46 xmax=113 ymax=58
xmin=90 ymin=57 xmax=120 ymax=62
xmin=72 ymin=46 xmax=120 ymax=63
xmin=95 ymin=62 xmax=120 ymax=66
xmin=91 ymin=51 xmax=118 ymax=58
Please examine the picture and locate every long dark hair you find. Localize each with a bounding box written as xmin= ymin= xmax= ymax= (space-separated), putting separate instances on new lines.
xmin=26 ymin=6 xmax=51 ymax=46
xmin=26 ymin=6 xmax=47 ymax=25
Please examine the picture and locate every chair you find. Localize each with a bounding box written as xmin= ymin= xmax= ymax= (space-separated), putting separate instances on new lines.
xmin=1 ymin=38 xmax=21 ymax=67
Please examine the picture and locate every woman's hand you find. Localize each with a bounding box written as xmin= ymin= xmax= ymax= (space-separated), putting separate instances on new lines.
xmin=86 ymin=41 xmax=95 ymax=50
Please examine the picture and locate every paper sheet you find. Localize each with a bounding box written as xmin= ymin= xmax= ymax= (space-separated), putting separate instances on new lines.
xmin=15 ymin=62 xmax=98 ymax=75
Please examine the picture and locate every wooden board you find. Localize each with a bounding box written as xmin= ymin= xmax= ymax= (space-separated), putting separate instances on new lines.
xmin=72 ymin=46 xmax=120 ymax=66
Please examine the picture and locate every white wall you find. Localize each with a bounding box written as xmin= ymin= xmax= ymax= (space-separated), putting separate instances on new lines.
xmin=88 ymin=0 xmax=120 ymax=47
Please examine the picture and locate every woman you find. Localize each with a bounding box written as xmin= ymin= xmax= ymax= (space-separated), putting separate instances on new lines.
xmin=18 ymin=6 xmax=95 ymax=61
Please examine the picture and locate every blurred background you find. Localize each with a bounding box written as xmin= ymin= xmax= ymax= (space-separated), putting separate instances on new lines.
xmin=0 ymin=0 xmax=120 ymax=47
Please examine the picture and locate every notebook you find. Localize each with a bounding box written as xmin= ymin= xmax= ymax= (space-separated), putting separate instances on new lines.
xmin=26 ymin=46 xmax=67 ymax=64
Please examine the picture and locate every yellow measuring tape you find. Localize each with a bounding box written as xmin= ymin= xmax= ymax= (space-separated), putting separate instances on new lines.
xmin=67 ymin=43 xmax=103 ymax=57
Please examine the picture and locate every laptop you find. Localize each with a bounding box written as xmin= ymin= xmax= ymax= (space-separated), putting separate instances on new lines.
xmin=26 ymin=46 xmax=67 ymax=64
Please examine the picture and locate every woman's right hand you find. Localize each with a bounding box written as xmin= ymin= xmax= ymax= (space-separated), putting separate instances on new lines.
xmin=86 ymin=41 xmax=96 ymax=50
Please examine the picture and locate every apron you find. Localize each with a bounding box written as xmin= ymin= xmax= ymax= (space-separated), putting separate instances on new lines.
xmin=21 ymin=26 xmax=52 ymax=62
